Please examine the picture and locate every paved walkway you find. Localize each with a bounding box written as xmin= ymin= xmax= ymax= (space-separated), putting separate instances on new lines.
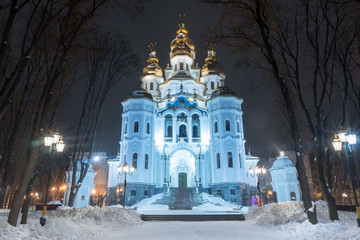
xmin=104 ymin=221 xmax=289 ymax=240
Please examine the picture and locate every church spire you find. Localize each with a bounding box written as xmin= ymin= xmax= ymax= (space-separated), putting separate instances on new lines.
xmin=141 ymin=41 xmax=163 ymax=79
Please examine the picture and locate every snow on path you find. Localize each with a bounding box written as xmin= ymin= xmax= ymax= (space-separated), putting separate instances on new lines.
xmin=104 ymin=221 xmax=288 ymax=240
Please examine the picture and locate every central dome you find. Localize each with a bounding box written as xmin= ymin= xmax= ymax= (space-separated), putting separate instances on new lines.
xmin=170 ymin=21 xmax=195 ymax=59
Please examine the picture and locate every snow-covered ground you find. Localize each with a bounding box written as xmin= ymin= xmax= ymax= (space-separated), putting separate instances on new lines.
xmin=0 ymin=195 xmax=359 ymax=240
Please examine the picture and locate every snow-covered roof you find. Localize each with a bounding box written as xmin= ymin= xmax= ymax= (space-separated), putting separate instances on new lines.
xmin=269 ymin=155 xmax=294 ymax=170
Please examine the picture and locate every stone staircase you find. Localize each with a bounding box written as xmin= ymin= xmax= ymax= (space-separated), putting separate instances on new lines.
xmin=141 ymin=213 xmax=246 ymax=221
xmin=169 ymin=187 xmax=195 ymax=210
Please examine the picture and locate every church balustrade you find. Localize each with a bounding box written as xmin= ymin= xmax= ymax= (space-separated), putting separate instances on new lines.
xmin=192 ymin=137 xmax=200 ymax=143
xmin=164 ymin=137 xmax=173 ymax=143
xmin=176 ymin=137 xmax=188 ymax=143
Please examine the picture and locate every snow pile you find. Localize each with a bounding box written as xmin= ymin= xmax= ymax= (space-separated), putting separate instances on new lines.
xmin=192 ymin=193 xmax=243 ymax=212
xmin=246 ymin=201 xmax=307 ymax=225
xmin=0 ymin=207 xmax=142 ymax=240
xmin=130 ymin=193 xmax=169 ymax=211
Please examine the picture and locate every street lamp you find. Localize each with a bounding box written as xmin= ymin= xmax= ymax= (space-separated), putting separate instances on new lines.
xmin=332 ymin=131 xmax=359 ymax=227
xmin=40 ymin=133 xmax=65 ymax=227
xmin=249 ymin=165 xmax=267 ymax=206
xmin=118 ymin=162 xmax=134 ymax=208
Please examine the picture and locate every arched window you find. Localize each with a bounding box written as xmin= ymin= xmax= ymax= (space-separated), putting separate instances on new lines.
xmin=145 ymin=154 xmax=149 ymax=169
xmin=132 ymin=153 xmax=138 ymax=169
xmin=239 ymin=153 xmax=242 ymax=168
xmin=227 ymin=152 xmax=233 ymax=167
xmin=186 ymin=64 xmax=189 ymax=71
xmin=165 ymin=114 xmax=173 ymax=137
xmin=192 ymin=126 xmax=199 ymax=138
xmin=179 ymin=125 xmax=187 ymax=137
xmin=211 ymin=81 xmax=214 ymax=90
xmin=180 ymin=62 xmax=184 ymax=70
xmin=214 ymin=121 xmax=218 ymax=133
xmin=150 ymin=82 xmax=153 ymax=90
xmin=217 ymin=82 xmax=219 ymax=88
xmin=237 ymin=121 xmax=240 ymax=132
xmin=167 ymin=126 xmax=172 ymax=137
xmin=134 ymin=121 xmax=139 ymax=132
xmin=175 ymin=65 xmax=177 ymax=71
xmin=124 ymin=123 xmax=127 ymax=134
xmin=225 ymin=120 xmax=231 ymax=131
xmin=290 ymin=192 xmax=296 ymax=201
xmin=146 ymin=122 xmax=150 ymax=134
xmin=217 ymin=153 xmax=221 ymax=168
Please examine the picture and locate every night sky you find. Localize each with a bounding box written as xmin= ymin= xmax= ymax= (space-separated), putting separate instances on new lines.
xmin=59 ymin=0 xmax=281 ymax=159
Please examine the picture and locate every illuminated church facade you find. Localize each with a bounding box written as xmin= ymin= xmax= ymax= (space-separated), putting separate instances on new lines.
xmin=107 ymin=19 xmax=258 ymax=206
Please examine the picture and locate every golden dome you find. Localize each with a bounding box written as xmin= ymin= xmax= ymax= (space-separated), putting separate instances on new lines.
xmin=141 ymin=42 xmax=163 ymax=79
xmin=201 ymin=42 xmax=224 ymax=77
xmin=170 ymin=15 xmax=195 ymax=59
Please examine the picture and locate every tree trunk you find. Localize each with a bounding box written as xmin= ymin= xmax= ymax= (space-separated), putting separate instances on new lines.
xmin=7 ymin=141 xmax=40 ymax=227
xmin=20 ymin=171 xmax=38 ymax=224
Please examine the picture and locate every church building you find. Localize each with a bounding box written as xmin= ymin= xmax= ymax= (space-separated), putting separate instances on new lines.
xmin=107 ymin=18 xmax=258 ymax=206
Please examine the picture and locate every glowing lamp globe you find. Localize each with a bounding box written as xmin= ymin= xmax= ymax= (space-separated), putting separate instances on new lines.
xmin=56 ymin=138 xmax=65 ymax=152
xmin=332 ymin=138 xmax=342 ymax=151
xmin=346 ymin=133 xmax=357 ymax=145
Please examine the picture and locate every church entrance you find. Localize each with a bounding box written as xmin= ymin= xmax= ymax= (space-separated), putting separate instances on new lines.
xmin=178 ymin=172 xmax=187 ymax=188
xmin=169 ymin=150 xmax=195 ymax=188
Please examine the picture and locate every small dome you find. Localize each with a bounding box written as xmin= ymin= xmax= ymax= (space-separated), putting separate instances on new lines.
xmin=129 ymin=88 xmax=153 ymax=100
xmin=141 ymin=42 xmax=163 ymax=79
xmin=210 ymin=86 xmax=237 ymax=99
xmin=270 ymin=156 xmax=294 ymax=170
xmin=201 ymin=47 xmax=224 ymax=77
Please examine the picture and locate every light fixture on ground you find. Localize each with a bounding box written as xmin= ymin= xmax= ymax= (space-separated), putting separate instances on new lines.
xmin=332 ymin=131 xmax=359 ymax=227
xmin=118 ymin=162 xmax=135 ymax=208
xmin=249 ymin=165 xmax=266 ymax=206
xmin=40 ymin=133 xmax=65 ymax=227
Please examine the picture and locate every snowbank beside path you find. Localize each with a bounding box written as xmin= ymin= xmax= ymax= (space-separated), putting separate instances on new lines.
xmin=0 ymin=207 xmax=142 ymax=240
xmin=246 ymin=200 xmax=360 ymax=240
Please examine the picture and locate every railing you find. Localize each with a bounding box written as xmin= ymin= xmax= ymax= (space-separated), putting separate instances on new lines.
xmin=176 ymin=137 xmax=188 ymax=143
xmin=164 ymin=137 xmax=173 ymax=143
xmin=192 ymin=138 xmax=200 ymax=143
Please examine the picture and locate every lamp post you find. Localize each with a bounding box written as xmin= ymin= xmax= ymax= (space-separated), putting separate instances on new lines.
xmin=249 ymin=165 xmax=267 ymax=206
xmin=332 ymin=131 xmax=360 ymax=227
xmin=118 ymin=162 xmax=134 ymax=208
xmin=40 ymin=133 xmax=65 ymax=226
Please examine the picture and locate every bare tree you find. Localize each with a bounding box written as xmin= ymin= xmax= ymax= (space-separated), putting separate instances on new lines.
xmin=67 ymin=32 xmax=139 ymax=207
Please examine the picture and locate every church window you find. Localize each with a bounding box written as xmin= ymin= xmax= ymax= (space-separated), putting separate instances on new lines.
xmin=131 ymin=190 xmax=136 ymax=196
xmin=175 ymin=64 xmax=177 ymax=71
xmin=214 ymin=121 xmax=218 ymax=133
xmin=145 ymin=154 xmax=149 ymax=169
xmin=124 ymin=123 xmax=127 ymax=134
xmin=217 ymin=82 xmax=219 ymax=88
xmin=217 ymin=153 xmax=221 ymax=168
xmin=150 ymin=82 xmax=153 ymax=90
xmin=225 ymin=120 xmax=231 ymax=131
xmin=146 ymin=122 xmax=150 ymax=134
xmin=290 ymin=192 xmax=296 ymax=201
xmin=165 ymin=114 xmax=173 ymax=138
xmin=239 ymin=153 xmax=242 ymax=168
xmin=134 ymin=121 xmax=139 ymax=132
xmin=180 ymin=62 xmax=184 ymax=70
xmin=167 ymin=126 xmax=172 ymax=137
xmin=132 ymin=153 xmax=138 ymax=169
xmin=144 ymin=190 xmax=149 ymax=196
xmin=230 ymin=189 xmax=236 ymax=195
xmin=192 ymin=114 xmax=200 ymax=138
xmin=211 ymin=81 xmax=214 ymax=90
xmin=179 ymin=124 xmax=187 ymax=137
xmin=186 ymin=64 xmax=189 ymax=71
xmin=237 ymin=121 xmax=240 ymax=132
xmin=217 ymin=190 xmax=221 ymax=196
xmin=192 ymin=126 xmax=199 ymax=138
xmin=227 ymin=152 xmax=233 ymax=168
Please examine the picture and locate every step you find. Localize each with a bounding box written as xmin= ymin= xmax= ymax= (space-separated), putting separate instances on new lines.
xmin=141 ymin=214 xmax=246 ymax=221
